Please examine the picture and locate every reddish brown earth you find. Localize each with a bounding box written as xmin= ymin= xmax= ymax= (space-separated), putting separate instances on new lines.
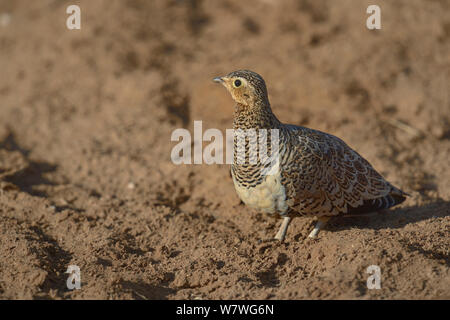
xmin=0 ymin=0 xmax=449 ymax=299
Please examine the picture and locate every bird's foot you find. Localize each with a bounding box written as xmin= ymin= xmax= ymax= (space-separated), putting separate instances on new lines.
xmin=307 ymin=216 xmax=331 ymax=239
xmin=308 ymin=228 xmax=320 ymax=239
xmin=274 ymin=216 xmax=292 ymax=242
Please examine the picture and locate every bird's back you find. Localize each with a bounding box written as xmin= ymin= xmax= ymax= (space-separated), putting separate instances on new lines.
xmin=277 ymin=124 xmax=407 ymax=217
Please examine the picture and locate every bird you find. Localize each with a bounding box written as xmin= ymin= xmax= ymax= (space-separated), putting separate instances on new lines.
xmin=213 ymin=70 xmax=408 ymax=241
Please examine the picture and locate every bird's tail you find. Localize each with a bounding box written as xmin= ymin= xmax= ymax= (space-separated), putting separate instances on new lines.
xmin=345 ymin=186 xmax=408 ymax=215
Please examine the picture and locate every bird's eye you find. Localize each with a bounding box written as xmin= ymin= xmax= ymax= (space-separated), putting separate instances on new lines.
xmin=233 ymin=79 xmax=242 ymax=88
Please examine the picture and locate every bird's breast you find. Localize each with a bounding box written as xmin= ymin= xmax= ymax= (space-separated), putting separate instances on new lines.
xmin=231 ymin=167 xmax=289 ymax=215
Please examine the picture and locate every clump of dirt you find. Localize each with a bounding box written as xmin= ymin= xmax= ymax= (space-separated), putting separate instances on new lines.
xmin=0 ymin=0 xmax=449 ymax=299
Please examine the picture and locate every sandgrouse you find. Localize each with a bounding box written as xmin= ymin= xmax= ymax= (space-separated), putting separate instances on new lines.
xmin=214 ymin=70 xmax=408 ymax=241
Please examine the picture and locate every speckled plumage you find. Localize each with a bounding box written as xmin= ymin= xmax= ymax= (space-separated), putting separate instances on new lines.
xmin=214 ymin=70 xmax=408 ymax=241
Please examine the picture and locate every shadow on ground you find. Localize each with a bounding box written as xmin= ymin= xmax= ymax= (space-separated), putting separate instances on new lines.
xmin=120 ymin=280 xmax=177 ymax=300
xmin=329 ymin=199 xmax=450 ymax=231
xmin=0 ymin=131 xmax=57 ymax=197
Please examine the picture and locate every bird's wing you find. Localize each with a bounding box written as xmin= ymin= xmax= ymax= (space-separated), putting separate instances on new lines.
xmin=284 ymin=127 xmax=402 ymax=216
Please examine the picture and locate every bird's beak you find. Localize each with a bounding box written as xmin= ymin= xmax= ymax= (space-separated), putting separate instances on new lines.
xmin=213 ymin=76 xmax=224 ymax=83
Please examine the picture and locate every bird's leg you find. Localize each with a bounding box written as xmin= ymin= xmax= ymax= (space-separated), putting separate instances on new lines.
xmin=308 ymin=216 xmax=331 ymax=239
xmin=274 ymin=216 xmax=292 ymax=242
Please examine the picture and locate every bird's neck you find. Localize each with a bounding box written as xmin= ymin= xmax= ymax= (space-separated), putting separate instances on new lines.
xmin=233 ymin=102 xmax=281 ymax=130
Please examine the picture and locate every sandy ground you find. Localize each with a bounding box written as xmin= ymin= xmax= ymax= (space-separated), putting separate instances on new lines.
xmin=0 ymin=0 xmax=449 ymax=299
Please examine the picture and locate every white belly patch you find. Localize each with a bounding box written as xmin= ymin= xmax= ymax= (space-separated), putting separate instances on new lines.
xmin=232 ymin=169 xmax=288 ymax=215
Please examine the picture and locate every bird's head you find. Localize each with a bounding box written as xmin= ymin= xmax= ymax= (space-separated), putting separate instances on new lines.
xmin=213 ymin=70 xmax=269 ymax=107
